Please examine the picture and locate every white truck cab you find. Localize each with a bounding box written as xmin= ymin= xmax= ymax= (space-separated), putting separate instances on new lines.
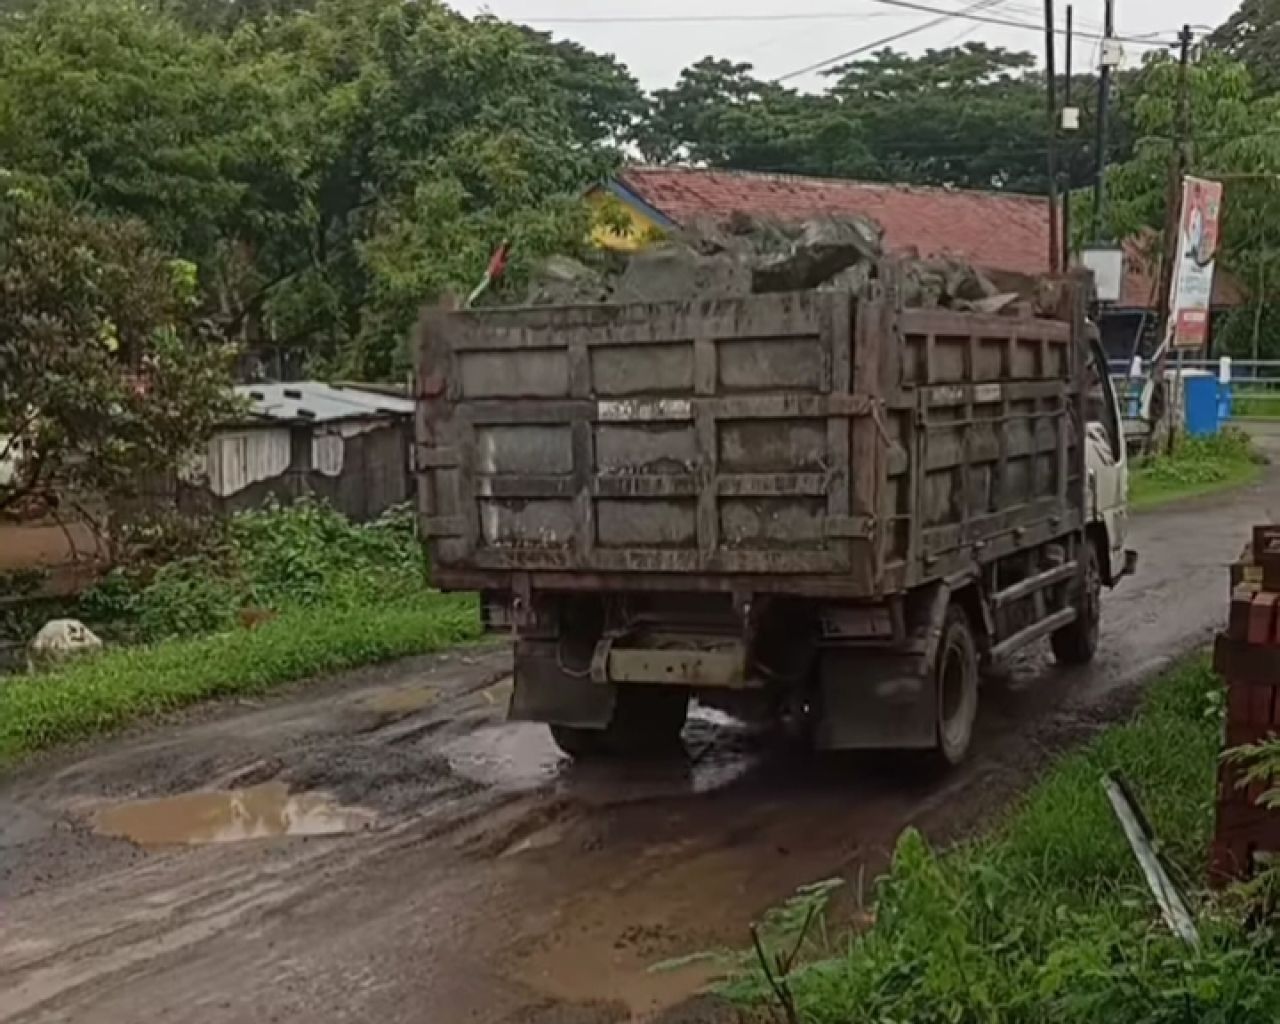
xmin=1085 ymin=329 xmax=1136 ymax=588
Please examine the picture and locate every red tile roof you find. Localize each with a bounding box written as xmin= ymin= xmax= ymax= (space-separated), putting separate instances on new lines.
xmin=615 ymin=166 xmax=1055 ymax=276
xmin=613 ymin=166 xmax=1246 ymax=310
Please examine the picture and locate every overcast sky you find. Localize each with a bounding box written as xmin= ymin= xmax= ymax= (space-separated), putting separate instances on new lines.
xmin=450 ymin=0 xmax=1242 ymax=92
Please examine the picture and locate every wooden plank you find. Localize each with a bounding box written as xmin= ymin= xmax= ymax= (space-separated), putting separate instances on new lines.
xmin=711 ymin=393 xmax=876 ymax=421
xmin=828 ymin=289 xmax=854 ymax=526
xmin=444 ymin=294 xmax=828 ymax=351
xmin=571 ymin=418 xmax=595 ymax=562
xmin=474 ymin=476 xmax=577 ymax=499
xmin=901 ymin=306 xmax=1071 ymax=346
xmin=594 ymin=475 xmax=700 ymax=498
xmin=716 ymin=473 xmax=828 ymax=497
xmin=694 ymin=336 xmax=717 ymax=397
xmin=696 ymin=409 xmax=718 ymax=566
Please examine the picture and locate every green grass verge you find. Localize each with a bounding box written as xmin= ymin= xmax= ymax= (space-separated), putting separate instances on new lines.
xmin=0 ymin=593 xmax=480 ymax=767
xmin=734 ymin=658 xmax=1280 ymax=1022
xmin=1130 ymin=428 xmax=1264 ymax=510
xmin=1131 ymin=458 xmax=1261 ymax=509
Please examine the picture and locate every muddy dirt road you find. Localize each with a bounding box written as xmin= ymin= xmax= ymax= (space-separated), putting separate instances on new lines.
xmin=3 ymin=471 xmax=1277 ymax=1024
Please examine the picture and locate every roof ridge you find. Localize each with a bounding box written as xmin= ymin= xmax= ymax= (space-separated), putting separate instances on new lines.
xmin=619 ymin=165 xmax=1048 ymax=204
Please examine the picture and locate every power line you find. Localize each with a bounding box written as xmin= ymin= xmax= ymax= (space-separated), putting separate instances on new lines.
xmin=522 ymin=1 xmax=1177 ymax=49
xmin=776 ymin=0 xmax=1011 ymax=83
xmin=861 ymin=0 xmax=1177 ymax=47
xmin=518 ymin=10 xmax=928 ymax=24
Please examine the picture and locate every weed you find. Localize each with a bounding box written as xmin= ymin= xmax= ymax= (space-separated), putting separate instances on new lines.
xmin=733 ymin=658 xmax=1280 ymax=1022
xmin=78 ymin=499 xmax=430 ymax=642
xmin=1131 ymin=429 xmax=1263 ymax=509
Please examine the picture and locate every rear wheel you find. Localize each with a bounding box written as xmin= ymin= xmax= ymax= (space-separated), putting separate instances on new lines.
xmin=1051 ymin=542 xmax=1102 ymax=666
xmin=550 ymin=685 xmax=689 ymax=759
xmin=935 ymin=606 xmax=979 ymax=767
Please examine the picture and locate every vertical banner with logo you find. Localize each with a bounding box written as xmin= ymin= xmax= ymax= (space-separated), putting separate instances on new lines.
xmin=1167 ymin=176 xmax=1223 ymax=349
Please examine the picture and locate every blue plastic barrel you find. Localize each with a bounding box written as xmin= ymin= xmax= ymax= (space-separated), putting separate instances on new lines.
xmin=1183 ymin=372 xmax=1220 ymax=436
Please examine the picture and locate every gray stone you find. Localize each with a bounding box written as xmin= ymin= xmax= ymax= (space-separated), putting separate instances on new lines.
xmin=525 ymin=255 xmax=610 ymax=306
xmin=28 ymin=618 xmax=102 ymax=670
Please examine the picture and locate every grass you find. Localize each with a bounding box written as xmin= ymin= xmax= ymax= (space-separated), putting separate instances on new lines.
xmin=0 ymin=592 xmax=480 ymax=767
xmin=734 ymin=657 xmax=1280 ymax=1022
xmin=1230 ymin=385 xmax=1280 ymax=421
xmin=1130 ymin=428 xmax=1264 ymax=509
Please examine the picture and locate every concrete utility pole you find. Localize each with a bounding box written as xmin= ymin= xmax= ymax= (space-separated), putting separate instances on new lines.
xmin=1062 ymin=4 xmax=1074 ymax=269
xmin=1153 ymin=24 xmax=1195 ymax=454
xmin=1155 ymin=25 xmax=1196 ymax=355
xmin=1044 ymin=0 xmax=1061 ymax=273
xmin=1091 ymin=0 xmax=1115 ymax=241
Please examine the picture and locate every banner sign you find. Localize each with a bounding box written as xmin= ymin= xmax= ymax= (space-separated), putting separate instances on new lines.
xmin=1167 ymin=176 xmax=1223 ymax=349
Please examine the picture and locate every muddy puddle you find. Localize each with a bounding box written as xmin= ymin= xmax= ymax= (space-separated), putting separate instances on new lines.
xmin=359 ymin=684 xmax=441 ymax=715
xmin=442 ymin=704 xmax=761 ymax=798
xmin=92 ymin=782 xmax=377 ymax=847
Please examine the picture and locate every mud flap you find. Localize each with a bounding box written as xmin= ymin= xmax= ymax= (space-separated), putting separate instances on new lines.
xmin=813 ymin=582 xmax=950 ymax=751
xmin=508 ymin=640 xmax=617 ymax=729
xmin=814 ymin=650 xmax=935 ymax=750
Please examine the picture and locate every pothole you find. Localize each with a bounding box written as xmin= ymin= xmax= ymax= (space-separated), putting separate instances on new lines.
xmin=92 ymin=782 xmax=377 ymax=847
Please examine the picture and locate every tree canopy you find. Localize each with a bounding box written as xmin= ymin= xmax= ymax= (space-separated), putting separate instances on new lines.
xmin=0 ymin=0 xmax=1273 ymax=377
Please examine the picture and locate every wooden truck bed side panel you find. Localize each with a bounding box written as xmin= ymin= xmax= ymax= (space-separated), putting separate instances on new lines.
xmin=416 ymin=278 xmax=1084 ymax=598
xmin=417 ymin=291 xmax=883 ymax=589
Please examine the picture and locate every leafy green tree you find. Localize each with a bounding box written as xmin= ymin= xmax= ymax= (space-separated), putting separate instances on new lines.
xmin=637 ymin=58 xmax=876 ymax=178
xmin=827 ymin=44 xmax=1048 ymax=190
xmin=1210 ymin=0 xmax=1280 ymax=96
xmin=0 ymin=0 xmax=308 ymax=340
xmin=0 ymin=188 xmax=237 ymax=517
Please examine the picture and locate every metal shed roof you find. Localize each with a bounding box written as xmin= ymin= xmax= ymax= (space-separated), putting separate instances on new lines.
xmin=235 ymin=382 xmax=414 ymax=424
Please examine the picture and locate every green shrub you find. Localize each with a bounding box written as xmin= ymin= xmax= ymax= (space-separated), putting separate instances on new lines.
xmin=79 ymin=499 xmax=431 ymax=641
xmin=734 ymin=659 xmax=1280 ymax=1023
xmin=1132 ymin=428 xmax=1263 ymax=507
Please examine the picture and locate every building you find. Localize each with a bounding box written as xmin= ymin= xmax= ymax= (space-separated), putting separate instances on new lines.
xmin=191 ymin=382 xmax=415 ymax=522
xmin=587 ymin=167 xmax=1245 ymax=358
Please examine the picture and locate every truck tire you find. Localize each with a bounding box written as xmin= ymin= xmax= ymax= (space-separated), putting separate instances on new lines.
xmin=1051 ymin=543 xmax=1101 ymax=666
xmin=935 ymin=606 xmax=979 ymax=767
xmin=550 ymin=685 xmax=689 ymax=759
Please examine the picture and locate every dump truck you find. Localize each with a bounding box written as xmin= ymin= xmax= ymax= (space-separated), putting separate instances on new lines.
xmin=414 ymin=260 xmax=1134 ymax=765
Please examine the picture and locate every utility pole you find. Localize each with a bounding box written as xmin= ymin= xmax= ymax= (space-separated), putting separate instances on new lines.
xmin=1154 ymin=24 xmax=1195 ymax=453
xmin=1091 ymin=0 xmax=1115 ymax=241
xmin=1155 ymin=25 xmax=1195 ymax=355
xmin=1062 ymin=5 xmax=1074 ymax=269
xmin=1044 ymin=0 xmax=1061 ymax=273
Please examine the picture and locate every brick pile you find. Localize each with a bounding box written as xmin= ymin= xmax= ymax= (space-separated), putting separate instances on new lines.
xmin=1213 ymin=524 xmax=1280 ymax=882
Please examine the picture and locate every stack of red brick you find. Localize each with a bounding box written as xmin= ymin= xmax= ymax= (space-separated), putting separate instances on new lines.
xmin=1214 ymin=525 xmax=1280 ymax=883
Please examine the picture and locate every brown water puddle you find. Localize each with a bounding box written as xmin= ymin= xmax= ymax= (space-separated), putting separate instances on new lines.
xmin=359 ymin=684 xmax=441 ymax=715
xmin=92 ymin=783 xmax=377 ymax=847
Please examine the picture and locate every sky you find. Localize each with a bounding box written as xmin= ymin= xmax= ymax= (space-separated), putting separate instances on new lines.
xmin=450 ymin=0 xmax=1243 ymax=92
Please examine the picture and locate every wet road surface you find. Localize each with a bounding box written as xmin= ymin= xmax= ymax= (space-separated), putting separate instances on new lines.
xmin=2 ymin=468 xmax=1277 ymax=1024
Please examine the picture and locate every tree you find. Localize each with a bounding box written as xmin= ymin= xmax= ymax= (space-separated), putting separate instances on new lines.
xmin=828 ymin=44 xmax=1047 ymax=191
xmin=1210 ymin=0 xmax=1280 ymax=96
xmin=639 ymin=46 xmax=1130 ymax=196
xmin=0 ymin=0 xmax=309 ymax=341
xmin=1101 ymin=52 xmax=1280 ymax=352
xmin=0 ymin=0 xmax=634 ymax=378
xmin=637 ymin=58 xmax=876 ymax=178
xmin=518 ymin=28 xmax=647 ymax=149
xmin=0 ymin=189 xmax=236 ymax=518
xmin=247 ymin=0 xmax=623 ymax=375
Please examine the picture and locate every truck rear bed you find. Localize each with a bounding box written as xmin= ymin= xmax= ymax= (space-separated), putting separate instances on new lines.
xmin=416 ymin=278 xmax=1082 ymax=599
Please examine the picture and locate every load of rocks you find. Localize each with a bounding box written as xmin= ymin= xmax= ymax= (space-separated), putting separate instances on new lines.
xmin=522 ymin=212 xmax=1054 ymax=316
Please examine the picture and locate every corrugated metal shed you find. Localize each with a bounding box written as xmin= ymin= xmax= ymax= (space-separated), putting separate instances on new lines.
xmin=236 ymin=382 xmax=414 ymax=425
